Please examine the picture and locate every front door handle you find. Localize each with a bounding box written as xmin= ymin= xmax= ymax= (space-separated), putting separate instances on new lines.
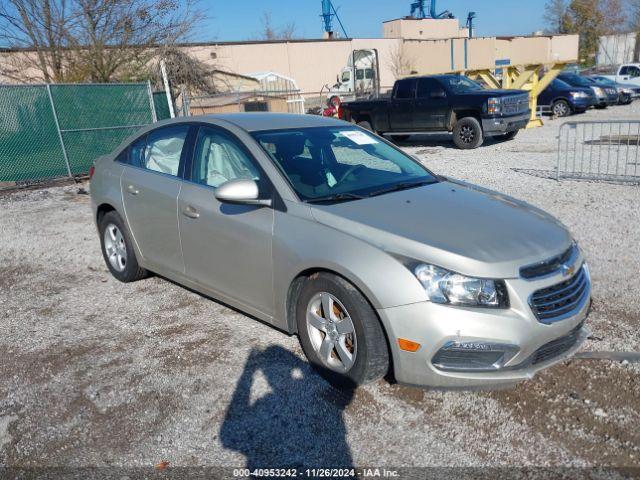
xmin=182 ymin=206 xmax=200 ymax=219
xmin=126 ymin=184 xmax=139 ymax=195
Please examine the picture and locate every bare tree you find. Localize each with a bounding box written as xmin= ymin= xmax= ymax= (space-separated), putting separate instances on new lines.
xmin=0 ymin=0 xmax=70 ymax=82
xmin=151 ymin=46 xmax=218 ymax=95
xmin=257 ymin=11 xmax=296 ymax=41
xmin=0 ymin=0 xmax=202 ymax=83
xmin=388 ymin=43 xmax=413 ymax=79
xmin=600 ymin=0 xmax=627 ymax=34
xmin=543 ymin=0 xmax=571 ymax=33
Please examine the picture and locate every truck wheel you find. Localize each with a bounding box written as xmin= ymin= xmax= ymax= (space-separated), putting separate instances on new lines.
xmin=357 ymin=120 xmax=373 ymax=132
xmin=552 ymin=100 xmax=571 ymax=117
xmin=391 ymin=135 xmax=411 ymax=143
xmin=453 ymin=117 xmax=483 ymax=149
xmin=296 ymin=273 xmax=389 ymax=389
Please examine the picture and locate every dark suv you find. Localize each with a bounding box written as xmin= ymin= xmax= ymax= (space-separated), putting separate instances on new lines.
xmin=558 ymin=73 xmax=617 ymax=109
xmin=538 ymin=78 xmax=596 ymax=117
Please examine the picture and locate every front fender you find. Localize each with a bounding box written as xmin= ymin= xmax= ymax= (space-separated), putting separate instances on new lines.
xmin=271 ymin=205 xmax=426 ymax=332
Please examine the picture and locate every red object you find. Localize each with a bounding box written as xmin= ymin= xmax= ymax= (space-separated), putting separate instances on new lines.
xmin=337 ymin=104 xmax=344 ymax=119
xmin=323 ymin=106 xmax=336 ymax=117
xmin=89 ymin=165 xmax=95 ymax=179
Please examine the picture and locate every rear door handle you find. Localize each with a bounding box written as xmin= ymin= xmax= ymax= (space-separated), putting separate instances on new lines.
xmin=182 ymin=206 xmax=200 ymax=219
xmin=126 ymin=185 xmax=139 ymax=195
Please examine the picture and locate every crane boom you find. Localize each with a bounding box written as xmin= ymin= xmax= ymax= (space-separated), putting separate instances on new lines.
xmin=410 ymin=0 xmax=453 ymax=19
xmin=321 ymin=0 xmax=348 ymax=38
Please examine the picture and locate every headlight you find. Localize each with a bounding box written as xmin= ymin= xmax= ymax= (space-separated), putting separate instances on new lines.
xmin=621 ymin=88 xmax=632 ymax=94
xmin=570 ymin=91 xmax=589 ymax=99
xmin=592 ymin=86 xmax=603 ymax=96
xmin=487 ymin=97 xmax=501 ymax=115
xmin=413 ymin=264 xmax=509 ymax=308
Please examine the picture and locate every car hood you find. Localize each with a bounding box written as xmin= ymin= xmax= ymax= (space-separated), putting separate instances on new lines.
xmin=309 ymin=180 xmax=572 ymax=279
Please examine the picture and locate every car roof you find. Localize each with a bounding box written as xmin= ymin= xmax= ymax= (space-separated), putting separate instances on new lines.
xmin=185 ymin=113 xmax=348 ymax=132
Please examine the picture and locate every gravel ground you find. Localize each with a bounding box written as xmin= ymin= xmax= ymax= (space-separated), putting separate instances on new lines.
xmin=0 ymin=104 xmax=639 ymax=473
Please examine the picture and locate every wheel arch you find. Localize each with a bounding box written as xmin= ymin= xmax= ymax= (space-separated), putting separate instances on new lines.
xmin=96 ymin=202 xmax=117 ymax=225
xmin=452 ymin=109 xmax=482 ymax=125
xmin=285 ymin=266 xmax=394 ymax=378
xmin=285 ymin=267 xmax=382 ymax=335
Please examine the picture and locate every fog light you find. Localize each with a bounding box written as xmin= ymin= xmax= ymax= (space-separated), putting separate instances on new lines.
xmin=432 ymin=341 xmax=518 ymax=372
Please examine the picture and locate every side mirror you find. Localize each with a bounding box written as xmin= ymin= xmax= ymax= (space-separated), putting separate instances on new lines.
xmin=430 ymin=89 xmax=446 ymax=99
xmin=214 ymin=179 xmax=272 ymax=207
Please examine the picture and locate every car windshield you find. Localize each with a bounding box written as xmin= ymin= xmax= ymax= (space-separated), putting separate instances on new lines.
xmin=553 ymin=79 xmax=573 ymax=89
xmin=253 ymin=127 xmax=438 ymax=202
xmin=593 ymin=77 xmax=615 ymax=86
xmin=560 ymin=74 xmax=592 ymax=88
xmin=440 ymin=75 xmax=484 ymax=93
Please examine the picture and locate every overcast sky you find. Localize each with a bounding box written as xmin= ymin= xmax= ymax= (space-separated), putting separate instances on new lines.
xmin=194 ymin=0 xmax=549 ymax=42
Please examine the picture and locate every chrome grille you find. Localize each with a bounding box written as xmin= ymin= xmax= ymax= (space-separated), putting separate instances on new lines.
xmin=502 ymin=94 xmax=529 ymax=115
xmin=532 ymin=322 xmax=583 ymax=365
xmin=530 ymin=266 xmax=589 ymax=323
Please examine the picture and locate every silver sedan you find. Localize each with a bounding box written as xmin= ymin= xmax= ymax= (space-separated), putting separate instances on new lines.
xmin=90 ymin=113 xmax=591 ymax=389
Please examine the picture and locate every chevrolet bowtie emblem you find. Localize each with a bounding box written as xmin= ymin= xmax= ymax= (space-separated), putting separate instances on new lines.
xmin=561 ymin=263 xmax=575 ymax=278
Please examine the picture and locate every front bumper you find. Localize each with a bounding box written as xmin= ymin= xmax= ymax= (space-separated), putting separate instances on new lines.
xmin=570 ymin=96 xmax=596 ymax=111
xmin=482 ymin=111 xmax=530 ymax=135
xmin=377 ymin=267 xmax=591 ymax=388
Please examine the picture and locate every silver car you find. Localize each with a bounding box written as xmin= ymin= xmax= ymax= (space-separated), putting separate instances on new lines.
xmin=90 ymin=113 xmax=591 ymax=389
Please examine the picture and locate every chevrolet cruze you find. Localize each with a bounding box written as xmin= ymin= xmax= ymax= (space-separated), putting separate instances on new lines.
xmin=90 ymin=113 xmax=591 ymax=389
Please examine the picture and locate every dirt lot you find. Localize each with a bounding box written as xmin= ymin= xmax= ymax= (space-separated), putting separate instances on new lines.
xmin=0 ymin=104 xmax=639 ymax=473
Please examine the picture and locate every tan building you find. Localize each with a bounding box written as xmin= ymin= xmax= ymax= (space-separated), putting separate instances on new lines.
xmin=0 ymin=17 xmax=579 ymax=99
xmin=383 ymin=18 xmax=469 ymax=40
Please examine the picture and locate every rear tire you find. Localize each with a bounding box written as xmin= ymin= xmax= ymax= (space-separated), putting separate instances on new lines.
xmin=452 ymin=117 xmax=483 ymax=149
xmin=296 ymin=273 xmax=389 ymax=389
xmin=552 ymin=99 xmax=571 ymax=117
xmin=99 ymin=211 xmax=148 ymax=283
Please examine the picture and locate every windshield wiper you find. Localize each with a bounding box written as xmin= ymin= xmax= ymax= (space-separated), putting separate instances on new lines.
xmin=305 ymin=192 xmax=366 ymax=204
xmin=367 ymin=180 xmax=437 ymax=198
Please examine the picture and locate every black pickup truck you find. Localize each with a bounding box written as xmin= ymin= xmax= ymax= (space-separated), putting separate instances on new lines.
xmin=339 ymin=75 xmax=531 ymax=149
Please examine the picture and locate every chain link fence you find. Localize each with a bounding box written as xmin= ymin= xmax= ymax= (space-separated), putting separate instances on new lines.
xmin=0 ymin=82 xmax=158 ymax=188
xmin=557 ymin=121 xmax=640 ymax=184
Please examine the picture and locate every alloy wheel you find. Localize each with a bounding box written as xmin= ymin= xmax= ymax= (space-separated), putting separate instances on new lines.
xmin=554 ymin=102 xmax=569 ymax=117
xmin=459 ymin=125 xmax=475 ymax=144
xmin=103 ymin=223 xmax=127 ymax=272
xmin=306 ymin=292 xmax=357 ymax=373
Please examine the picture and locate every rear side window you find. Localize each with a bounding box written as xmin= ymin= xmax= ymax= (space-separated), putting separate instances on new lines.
xmin=395 ymin=79 xmax=416 ymax=99
xmin=142 ymin=126 xmax=189 ymax=177
xmin=416 ymin=78 xmax=442 ymax=98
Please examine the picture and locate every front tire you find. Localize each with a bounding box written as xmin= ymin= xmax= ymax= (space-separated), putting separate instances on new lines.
xmin=99 ymin=211 xmax=148 ymax=282
xmin=296 ymin=273 xmax=389 ymax=389
xmin=552 ymin=99 xmax=571 ymax=117
xmin=452 ymin=117 xmax=483 ymax=149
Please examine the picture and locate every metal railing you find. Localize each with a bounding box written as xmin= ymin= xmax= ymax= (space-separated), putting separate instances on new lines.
xmin=557 ymin=120 xmax=640 ymax=184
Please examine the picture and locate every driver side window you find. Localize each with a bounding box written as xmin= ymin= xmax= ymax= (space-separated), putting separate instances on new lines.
xmin=191 ymin=127 xmax=260 ymax=188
